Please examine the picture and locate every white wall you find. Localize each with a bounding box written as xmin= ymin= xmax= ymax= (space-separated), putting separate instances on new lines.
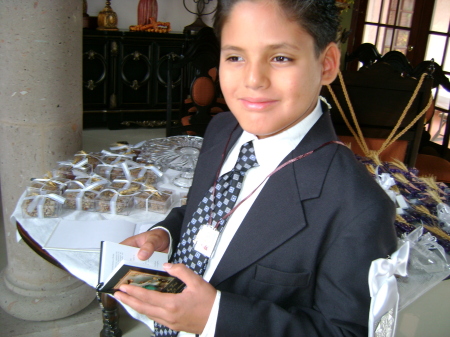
xmin=86 ymin=0 xmax=215 ymax=33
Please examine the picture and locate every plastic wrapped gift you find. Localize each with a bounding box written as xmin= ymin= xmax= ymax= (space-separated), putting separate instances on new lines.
xmin=64 ymin=190 xmax=99 ymax=212
xmin=100 ymin=150 xmax=134 ymax=165
xmin=54 ymin=158 xmax=93 ymax=180
xmin=108 ymin=140 xmax=146 ymax=157
xmin=94 ymin=160 xmax=134 ymax=181
xmin=21 ymin=193 xmax=65 ymax=218
xmin=396 ymin=227 xmax=450 ymax=311
xmin=96 ymin=189 xmax=135 ymax=215
xmin=62 ymin=180 xmax=106 ymax=211
xmin=26 ymin=179 xmax=66 ymax=196
xmin=143 ymin=165 xmax=163 ymax=185
xmin=75 ymin=174 xmax=110 ymax=189
xmin=128 ymin=164 xmax=163 ymax=185
xmin=94 ymin=164 xmax=123 ymax=181
xmin=73 ymin=151 xmax=103 ymax=169
xmin=110 ymin=179 xmax=143 ymax=192
xmin=134 ymin=189 xmax=173 ymax=213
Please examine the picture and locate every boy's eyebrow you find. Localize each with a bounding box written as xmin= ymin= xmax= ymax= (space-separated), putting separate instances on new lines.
xmin=221 ymin=43 xmax=300 ymax=52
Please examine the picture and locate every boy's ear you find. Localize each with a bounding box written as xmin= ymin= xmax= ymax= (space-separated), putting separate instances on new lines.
xmin=320 ymin=43 xmax=341 ymax=86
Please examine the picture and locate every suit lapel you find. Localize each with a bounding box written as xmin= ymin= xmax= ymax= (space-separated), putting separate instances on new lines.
xmin=209 ymin=159 xmax=305 ymax=286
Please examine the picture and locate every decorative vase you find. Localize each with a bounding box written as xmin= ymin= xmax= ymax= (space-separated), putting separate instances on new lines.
xmin=138 ymin=0 xmax=158 ymax=26
xmin=97 ymin=0 xmax=119 ymax=31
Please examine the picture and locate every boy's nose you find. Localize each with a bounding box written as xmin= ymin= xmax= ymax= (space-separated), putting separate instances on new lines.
xmin=244 ymin=62 xmax=269 ymax=90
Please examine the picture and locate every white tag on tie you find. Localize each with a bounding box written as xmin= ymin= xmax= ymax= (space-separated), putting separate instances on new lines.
xmin=194 ymin=225 xmax=220 ymax=258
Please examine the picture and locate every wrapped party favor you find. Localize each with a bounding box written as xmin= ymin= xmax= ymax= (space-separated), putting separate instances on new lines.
xmin=73 ymin=151 xmax=103 ymax=169
xmin=62 ymin=180 xmax=107 ymax=212
xmin=22 ymin=193 xmax=65 ymax=218
xmin=96 ymin=189 xmax=136 ymax=215
xmin=26 ymin=178 xmax=66 ymax=196
xmin=396 ymin=227 xmax=450 ymax=311
xmin=134 ymin=189 xmax=174 ymax=214
xmin=54 ymin=158 xmax=93 ymax=180
xmin=100 ymin=150 xmax=134 ymax=165
xmin=108 ymin=140 xmax=146 ymax=157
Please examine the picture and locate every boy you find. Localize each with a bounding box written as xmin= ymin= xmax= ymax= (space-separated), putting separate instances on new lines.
xmin=115 ymin=1 xmax=397 ymax=336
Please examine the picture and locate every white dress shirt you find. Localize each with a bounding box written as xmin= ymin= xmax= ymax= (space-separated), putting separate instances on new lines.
xmin=170 ymin=99 xmax=323 ymax=336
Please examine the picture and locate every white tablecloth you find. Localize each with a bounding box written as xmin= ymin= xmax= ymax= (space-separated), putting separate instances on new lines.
xmin=11 ymin=169 xmax=189 ymax=331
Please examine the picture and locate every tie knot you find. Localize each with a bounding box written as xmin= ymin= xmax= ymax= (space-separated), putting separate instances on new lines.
xmin=234 ymin=141 xmax=259 ymax=174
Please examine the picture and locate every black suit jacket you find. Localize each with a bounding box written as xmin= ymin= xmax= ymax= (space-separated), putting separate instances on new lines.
xmin=159 ymin=109 xmax=397 ymax=336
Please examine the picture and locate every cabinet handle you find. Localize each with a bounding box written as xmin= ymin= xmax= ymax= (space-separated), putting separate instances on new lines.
xmin=121 ymin=51 xmax=151 ymax=90
xmin=83 ymin=50 xmax=107 ymax=90
xmin=157 ymin=52 xmax=182 ymax=88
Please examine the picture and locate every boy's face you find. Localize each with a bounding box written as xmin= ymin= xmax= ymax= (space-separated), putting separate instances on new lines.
xmin=219 ymin=1 xmax=339 ymax=139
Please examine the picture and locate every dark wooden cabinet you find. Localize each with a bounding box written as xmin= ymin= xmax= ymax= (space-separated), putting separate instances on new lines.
xmin=83 ymin=30 xmax=190 ymax=129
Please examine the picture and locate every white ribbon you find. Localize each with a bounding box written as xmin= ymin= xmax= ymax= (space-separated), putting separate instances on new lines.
xmin=98 ymin=189 xmax=120 ymax=215
xmin=146 ymin=164 xmax=163 ymax=178
xmin=100 ymin=150 xmax=134 ymax=164
xmin=368 ymin=242 xmax=410 ymax=337
xmin=94 ymin=163 xmax=117 ymax=180
xmin=123 ymin=160 xmax=163 ymax=179
xmin=121 ymin=162 xmax=133 ymax=181
xmin=30 ymin=178 xmax=66 ymax=194
xmin=375 ymin=167 xmax=397 ymax=204
xmin=109 ymin=140 xmax=146 ymax=152
xmin=58 ymin=158 xmax=89 ymax=169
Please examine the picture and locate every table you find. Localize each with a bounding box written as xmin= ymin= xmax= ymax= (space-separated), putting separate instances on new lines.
xmin=13 ymin=168 xmax=188 ymax=337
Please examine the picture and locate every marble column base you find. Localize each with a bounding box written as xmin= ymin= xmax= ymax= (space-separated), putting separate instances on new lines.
xmin=0 ymin=267 xmax=95 ymax=321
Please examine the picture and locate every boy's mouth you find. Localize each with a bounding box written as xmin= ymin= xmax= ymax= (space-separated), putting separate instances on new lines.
xmin=239 ymin=97 xmax=277 ymax=111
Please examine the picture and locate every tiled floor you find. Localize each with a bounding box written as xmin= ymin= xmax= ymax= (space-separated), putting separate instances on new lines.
xmin=1 ymin=126 xmax=450 ymax=336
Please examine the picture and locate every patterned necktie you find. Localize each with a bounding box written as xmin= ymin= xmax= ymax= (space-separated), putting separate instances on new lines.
xmin=154 ymin=141 xmax=259 ymax=337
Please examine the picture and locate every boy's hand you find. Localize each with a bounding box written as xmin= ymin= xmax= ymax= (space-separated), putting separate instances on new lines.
xmin=114 ymin=263 xmax=217 ymax=334
xmin=120 ymin=229 xmax=170 ymax=260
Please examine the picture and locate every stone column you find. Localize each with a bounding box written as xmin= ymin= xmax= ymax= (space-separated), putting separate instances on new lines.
xmin=0 ymin=1 xmax=95 ymax=320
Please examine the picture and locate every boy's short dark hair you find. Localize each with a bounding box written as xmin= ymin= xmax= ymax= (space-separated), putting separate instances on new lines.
xmin=213 ymin=0 xmax=340 ymax=56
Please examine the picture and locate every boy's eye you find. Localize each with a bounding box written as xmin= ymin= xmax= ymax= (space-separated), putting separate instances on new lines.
xmin=226 ymin=56 xmax=243 ymax=62
xmin=272 ymin=56 xmax=292 ymax=62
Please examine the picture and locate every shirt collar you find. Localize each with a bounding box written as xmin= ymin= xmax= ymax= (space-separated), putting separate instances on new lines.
xmin=222 ymin=98 xmax=324 ymax=174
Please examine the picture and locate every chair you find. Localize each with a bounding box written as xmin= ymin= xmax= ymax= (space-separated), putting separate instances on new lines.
xmin=321 ymin=60 xmax=433 ymax=168
xmin=379 ymin=50 xmax=414 ymax=77
xmin=345 ymin=43 xmax=382 ymax=69
xmin=166 ymin=27 xmax=228 ymax=137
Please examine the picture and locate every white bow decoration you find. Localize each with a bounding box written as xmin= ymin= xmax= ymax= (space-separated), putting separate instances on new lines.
xmin=368 ymin=242 xmax=410 ymax=337
xmin=375 ymin=167 xmax=397 ymax=204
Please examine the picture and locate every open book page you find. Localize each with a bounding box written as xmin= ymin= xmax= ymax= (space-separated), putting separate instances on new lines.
xmin=44 ymin=219 xmax=146 ymax=252
xmin=99 ymin=241 xmax=168 ymax=281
